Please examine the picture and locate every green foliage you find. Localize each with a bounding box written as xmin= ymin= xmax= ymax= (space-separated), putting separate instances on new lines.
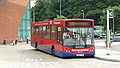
xmin=54 ymin=15 xmax=67 ymax=20
xmin=31 ymin=0 xmax=120 ymax=33
xmin=86 ymin=9 xmax=103 ymax=24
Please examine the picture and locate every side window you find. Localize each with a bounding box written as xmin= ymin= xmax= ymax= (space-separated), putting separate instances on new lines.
xmin=46 ymin=26 xmax=51 ymax=39
xmin=51 ymin=25 xmax=57 ymax=40
xmin=42 ymin=26 xmax=47 ymax=39
xmin=39 ymin=26 xmax=42 ymax=37
xmin=32 ymin=27 xmax=35 ymax=35
xmin=35 ymin=26 xmax=39 ymax=35
xmin=32 ymin=26 xmax=38 ymax=35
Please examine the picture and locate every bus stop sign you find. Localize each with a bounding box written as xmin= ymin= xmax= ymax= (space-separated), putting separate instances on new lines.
xmin=108 ymin=9 xmax=113 ymax=18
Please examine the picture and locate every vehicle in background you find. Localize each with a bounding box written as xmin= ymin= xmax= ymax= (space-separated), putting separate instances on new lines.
xmin=94 ymin=34 xmax=103 ymax=39
xmin=94 ymin=26 xmax=104 ymax=36
xmin=102 ymin=34 xmax=106 ymax=38
xmin=113 ymin=34 xmax=120 ymax=42
xmin=102 ymin=35 xmax=113 ymax=40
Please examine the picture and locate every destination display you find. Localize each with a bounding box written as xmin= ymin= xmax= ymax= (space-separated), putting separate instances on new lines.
xmin=66 ymin=21 xmax=92 ymax=27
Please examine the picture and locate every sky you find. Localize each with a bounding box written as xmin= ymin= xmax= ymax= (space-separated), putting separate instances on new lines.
xmin=30 ymin=0 xmax=36 ymax=8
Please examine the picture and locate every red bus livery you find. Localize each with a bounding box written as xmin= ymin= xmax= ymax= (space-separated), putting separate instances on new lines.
xmin=31 ymin=19 xmax=95 ymax=57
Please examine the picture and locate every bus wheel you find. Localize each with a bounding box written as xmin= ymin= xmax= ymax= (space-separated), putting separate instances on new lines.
xmin=35 ymin=42 xmax=38 ymax=50
xmin=51 ymin=45 xmax=55 ymax=55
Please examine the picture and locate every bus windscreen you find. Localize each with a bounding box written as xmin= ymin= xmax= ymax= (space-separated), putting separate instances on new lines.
xmin=66 ymin=21 xmax=92 ymax=27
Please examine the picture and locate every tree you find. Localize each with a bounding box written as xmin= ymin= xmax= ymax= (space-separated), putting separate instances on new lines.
xmin=32 ymin=0 xmax=120 ymax=32
xmin=54 ymin=15 xmax=67 ymax=20
xmin=32 ymin=0 xmax=55 ymax=21
xmin=86 ymin=9 xmax=103 ymax=25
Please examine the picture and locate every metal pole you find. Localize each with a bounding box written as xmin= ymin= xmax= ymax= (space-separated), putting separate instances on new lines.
xmin=81 ymin=10 xmax=84 ymax=19
xmin=33 ymin=10 xmax=35 ymax=22
xmin=113 ymin=17 xmax=114 ymax=34
xmin=83 ymin=10 xmax=84 ymax=19
xmin=60 ymin=0 xmax=62 ymax=20
xmin=113 ymin=13 xmax=115 ymax=41
xmin=106 ymin=10 xmax=110 ymax=55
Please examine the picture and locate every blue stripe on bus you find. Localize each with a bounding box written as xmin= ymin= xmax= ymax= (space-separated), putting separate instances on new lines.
xmin=61 ymin=51 xmax=95 ymax=57
xmin=31 ymin=43 xmax=95 ymax=57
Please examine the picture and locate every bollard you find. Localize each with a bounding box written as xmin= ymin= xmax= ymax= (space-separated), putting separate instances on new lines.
xmin=3 ymin=39 xmax=6 ymax=45
xmin=15 ymin=39 xmax=17 ymax=44
xmin=27 ymin=39 xmax=28 ymax=44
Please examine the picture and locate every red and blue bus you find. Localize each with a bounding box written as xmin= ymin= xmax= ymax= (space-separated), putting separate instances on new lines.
xmin=31 ymin=19 xmax=95 ymax=57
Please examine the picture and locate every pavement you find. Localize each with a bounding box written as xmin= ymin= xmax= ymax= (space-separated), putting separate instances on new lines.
xmin=95 ymin=39 xmax=120 ymax=62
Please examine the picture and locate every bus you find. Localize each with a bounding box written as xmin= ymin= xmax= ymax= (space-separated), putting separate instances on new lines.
xmin=31 ymin=19 xmax=95 ymax=57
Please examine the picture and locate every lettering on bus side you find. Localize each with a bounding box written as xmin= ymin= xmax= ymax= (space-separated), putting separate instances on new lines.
xmin=34 ymin=23 xmax=49 ymax=26
xmin=43 ymin=23 xmax=49 ymax=25
xmin=54 ymin=22 xmax=60 ymax=24
xmin=35 ymin=23 xmax=42 ymax=26
xmin=50 ymin=21 xmax=52 ymax=24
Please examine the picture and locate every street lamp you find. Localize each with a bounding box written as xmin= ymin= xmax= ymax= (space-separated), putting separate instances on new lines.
xmin=81 ymin=10 xmax=84 ymax=19
xmin=60 ymin=0 xmax=62 ymax=20
xmin=30 ymin=0 xmax=36 ymax=22
xmin=33 ymin=9 xmax=35 ymax=22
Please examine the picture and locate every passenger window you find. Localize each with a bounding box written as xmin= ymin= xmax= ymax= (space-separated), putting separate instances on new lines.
xmin=35 ymin=26 xmax=39 ymax=35
xmin=32 ymin=27 xmax=35 ymax=35
xmin=51 ymin=25 xmax=57 ymax=40
xmin=42 ymin=26 xmax=47 ymax=39
xmin=39 ymin=26 xmax=42 ymax=37
xmin=46 ymin=26 xmax=51 ymax=39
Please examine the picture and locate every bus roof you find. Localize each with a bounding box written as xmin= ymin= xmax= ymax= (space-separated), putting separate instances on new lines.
xmin=63 ymin=19 xmax=93 ymax=20
xmin=32 ymin=19 xmax=94 ymax=26
xmin=32 ymin=19 xmax=94 ymax=23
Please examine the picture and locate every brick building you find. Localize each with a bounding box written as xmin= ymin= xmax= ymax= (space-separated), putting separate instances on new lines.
xmin=0 ymin=0 xmax=30 ymax=43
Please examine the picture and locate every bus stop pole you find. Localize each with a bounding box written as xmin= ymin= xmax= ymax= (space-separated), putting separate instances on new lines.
xmin=106 ymin=10 xmax=110 ymax=55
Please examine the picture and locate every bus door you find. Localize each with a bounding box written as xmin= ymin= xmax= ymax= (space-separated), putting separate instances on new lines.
xmin=56 ymin=25 xmax=63 ymax=55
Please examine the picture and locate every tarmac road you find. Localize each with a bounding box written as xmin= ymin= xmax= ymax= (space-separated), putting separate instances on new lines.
xmin=0 ymin=42 xmax=120 ymax=68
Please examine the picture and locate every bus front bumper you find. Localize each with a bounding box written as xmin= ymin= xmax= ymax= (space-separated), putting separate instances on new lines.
xmin=61 ymin=51 xmax=95 ymax=57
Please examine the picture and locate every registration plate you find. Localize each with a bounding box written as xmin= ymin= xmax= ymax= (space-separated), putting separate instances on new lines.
xmin=76 ymin=54 xmax=84 ymax=56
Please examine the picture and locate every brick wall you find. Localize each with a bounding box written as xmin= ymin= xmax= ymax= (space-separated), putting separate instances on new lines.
xmin=0 ymin=0 xmax=29 ymax=43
